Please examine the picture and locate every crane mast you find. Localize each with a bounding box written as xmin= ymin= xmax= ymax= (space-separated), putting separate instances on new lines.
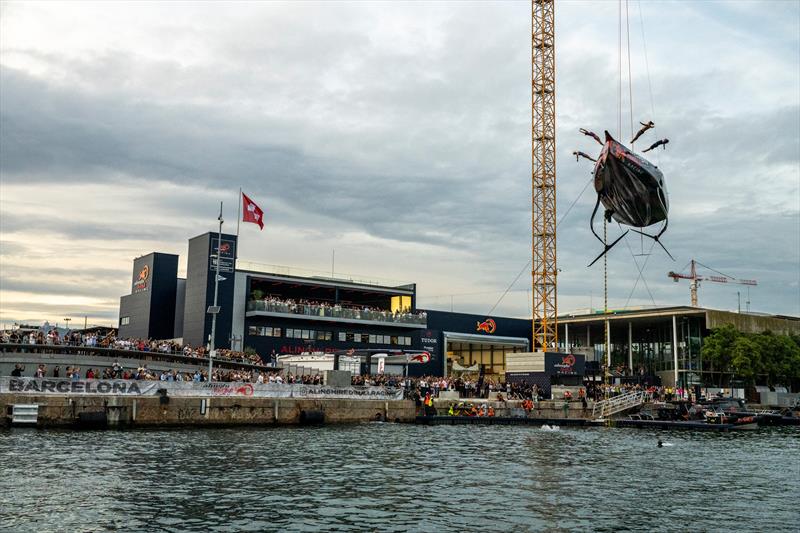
xmin=531 ymin=0 xmax=558 ymax=351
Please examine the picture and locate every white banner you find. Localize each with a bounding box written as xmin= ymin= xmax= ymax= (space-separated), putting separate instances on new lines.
xmin=0 ymin=377 xmax=403 ymax=401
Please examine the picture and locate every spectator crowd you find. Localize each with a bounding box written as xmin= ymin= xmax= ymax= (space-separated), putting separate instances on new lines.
xmin=251 ymin=296 xmax=427 ymax=324
xmin=1 ymin=329 xmax=265 ymax=366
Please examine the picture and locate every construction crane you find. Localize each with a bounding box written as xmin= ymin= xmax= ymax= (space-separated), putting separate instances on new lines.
xmin=531 ymin=0 xmax=558 ymax=351
xmin=668 ymin=259 xmax=757 ymax=308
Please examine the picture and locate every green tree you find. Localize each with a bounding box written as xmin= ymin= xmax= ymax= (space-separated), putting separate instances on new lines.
xmin=701 ymin=323 xmax=740 ymax=386
xmin=730 ymin=336 xmax=759 ymax=384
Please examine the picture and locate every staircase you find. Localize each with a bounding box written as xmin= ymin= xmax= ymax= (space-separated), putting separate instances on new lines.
xmin=592 ymin=390 xmax=651 ymax=419
xmin=9 ymin=404 xmax=39 ymax=425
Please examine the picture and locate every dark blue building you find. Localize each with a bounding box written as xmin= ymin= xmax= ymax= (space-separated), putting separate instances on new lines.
xmin=118 ymin=232 xmax=532 ymax=379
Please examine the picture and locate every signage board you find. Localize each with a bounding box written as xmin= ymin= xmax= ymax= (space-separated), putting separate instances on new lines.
xmin=210 ymin=238 xmax=236 ymax=273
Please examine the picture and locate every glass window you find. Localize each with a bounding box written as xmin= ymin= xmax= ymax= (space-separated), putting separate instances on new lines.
xmin=120 ymin=316 xmax=130 ymax=326
xmin=302 ymin=330 xmax=310 ymax=340
xmin=369 ymin=334 xmax=376 ymax=344
xmin=339 ymin=332 xmax=346 ymax=342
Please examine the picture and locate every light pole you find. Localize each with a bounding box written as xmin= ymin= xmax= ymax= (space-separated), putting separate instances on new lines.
xmin=207 ymin=202 xmax=224 ymax=382
xmin=63 ymin=317 xmax=71 ymax=330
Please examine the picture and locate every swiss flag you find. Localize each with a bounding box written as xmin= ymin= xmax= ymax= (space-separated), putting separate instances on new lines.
xmin=242 ymin=192 xmax=264 ymax=230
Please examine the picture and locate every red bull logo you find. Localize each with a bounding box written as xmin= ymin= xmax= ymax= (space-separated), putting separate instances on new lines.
xmin=218 ymin=242 xmax=231 ymax=254
xmin=562 ymin=354 xmax=576 ymax=367
xmin=476 ymin=319 xmax=496 ymax=334
xmin=133 ymin=265 xmax=149 ymax=292
xmin=410 ymin=352 xmax=431 ymax=364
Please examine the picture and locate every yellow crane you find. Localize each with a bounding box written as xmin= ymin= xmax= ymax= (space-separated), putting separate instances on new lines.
xmin=532 ymin=0 xmax=558 ymax=351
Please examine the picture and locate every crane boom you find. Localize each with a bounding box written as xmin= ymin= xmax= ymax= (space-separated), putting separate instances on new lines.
xmin=668 ymin=259 xmax=757 ymax=307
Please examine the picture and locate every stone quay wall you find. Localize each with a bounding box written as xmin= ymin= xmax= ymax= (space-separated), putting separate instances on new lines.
xmin=1 ymin=393 xmax=416 ymax=428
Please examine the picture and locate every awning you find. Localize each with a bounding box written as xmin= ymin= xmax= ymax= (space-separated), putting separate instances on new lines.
xmin=442 ymin=331 xmax=529 ymax=348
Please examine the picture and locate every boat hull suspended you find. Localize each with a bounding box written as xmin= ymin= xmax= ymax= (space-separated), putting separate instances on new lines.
xmin=594 ymin=131 xmax=668 ymax=228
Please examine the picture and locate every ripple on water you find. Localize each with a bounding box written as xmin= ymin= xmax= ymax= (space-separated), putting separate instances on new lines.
xmin=1 ymin=425 xmax=798 ymax=532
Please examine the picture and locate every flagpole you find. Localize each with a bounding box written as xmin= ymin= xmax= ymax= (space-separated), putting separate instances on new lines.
xmin=235 ymin=187 xmax=241 ymax=260
xmin=208 ymin=201 xmax=223 ymax=382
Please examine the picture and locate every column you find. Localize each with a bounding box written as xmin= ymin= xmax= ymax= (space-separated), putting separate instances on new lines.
xmin=565 ymin=323 xmax=570 ymax=352
xmin=605 ymin=319 xmax=611 ymax=368
xmin=628 ymin=322 xmax=633 ymax=371
xmin=672 ymin=314 xmax=679 ymax=387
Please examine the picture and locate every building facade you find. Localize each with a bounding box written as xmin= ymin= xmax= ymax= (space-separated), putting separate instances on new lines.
xmin=558 ymin=306 xmax=800 ymax=388
xmin=117 ymin=232 xmax=532 ymax=378
xmin=118 ymin=233 xmax=799 ymax=383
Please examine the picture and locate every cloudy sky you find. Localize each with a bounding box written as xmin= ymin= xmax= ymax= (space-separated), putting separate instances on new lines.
xmin=1 ymin=0 xmax=798 ymax=328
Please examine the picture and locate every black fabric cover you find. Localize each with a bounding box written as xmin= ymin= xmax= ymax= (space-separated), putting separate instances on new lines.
xmin=593 ymin=131 xmax=669 ymax=228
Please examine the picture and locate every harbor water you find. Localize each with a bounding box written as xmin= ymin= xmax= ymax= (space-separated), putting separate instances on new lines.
xmin=1 ymin=424 xmax=797 ymax=532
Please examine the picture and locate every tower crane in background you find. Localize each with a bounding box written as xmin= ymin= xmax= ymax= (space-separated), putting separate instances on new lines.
xmin=668 ymin=259 xmax=757 ymax=308
xmin=531 ymin=0 xmax=558 ymax=351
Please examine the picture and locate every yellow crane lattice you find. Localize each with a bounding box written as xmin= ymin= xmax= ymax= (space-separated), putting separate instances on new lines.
xmin=532 ymin=0 xmax=558 ymax=351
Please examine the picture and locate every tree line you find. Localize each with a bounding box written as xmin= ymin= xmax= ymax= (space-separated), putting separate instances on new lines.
xmin=701 ymin=324 xmax=800 ymax=388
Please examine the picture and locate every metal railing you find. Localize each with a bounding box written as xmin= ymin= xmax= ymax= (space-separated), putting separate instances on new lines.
xmin=592 ymin=390 xmax=651 ymax=419
xmin=246 ymin=300 xmax=427 ymax=325
xmin=0 ymin=343 xmax=273 ymax=373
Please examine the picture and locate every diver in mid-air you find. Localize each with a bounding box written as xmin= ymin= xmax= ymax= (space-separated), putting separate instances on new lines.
xmin=573 ymin=151 xmax=596 ymax=163
xmin=580 ymin=128 xmax=603 ymax=146
xmin=643 ymin=138 xmax=669 ymax=152
xmin=630 ymin=120 xmax=655 ymax=144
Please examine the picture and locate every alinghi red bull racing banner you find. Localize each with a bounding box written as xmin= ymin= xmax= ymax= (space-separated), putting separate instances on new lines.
xmin=0 ymin=378 xmax=404 ymax=400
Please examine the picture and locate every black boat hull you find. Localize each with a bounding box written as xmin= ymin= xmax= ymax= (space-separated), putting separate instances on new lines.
xmin=594 ymin=131 xmax=668 ymax=228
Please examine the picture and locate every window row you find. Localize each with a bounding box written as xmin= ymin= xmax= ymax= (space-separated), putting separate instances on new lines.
xmin=249 ymin=326 xmax=282 ymax=337
xmin=248 ymin=326 xmax=411 ymax=346
xmin=338 ymin=332 xmax=411 ymax=346
xmin=286 ymin=328 xmax=333 ymax=341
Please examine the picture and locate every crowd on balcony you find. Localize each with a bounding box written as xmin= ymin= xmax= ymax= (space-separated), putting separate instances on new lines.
xmin=2 ymin=329 xmax=265 ymax=366
xmin=250 ymin=296 xmax=427 ymax=323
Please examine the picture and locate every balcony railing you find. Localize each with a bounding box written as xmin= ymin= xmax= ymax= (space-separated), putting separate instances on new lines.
xmin=246 ymin=300 xmax=427 ymax=325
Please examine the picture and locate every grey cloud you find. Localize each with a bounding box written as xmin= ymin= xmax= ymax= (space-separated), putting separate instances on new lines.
xmin=0 ymin=1 xmax=798 ymax=320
